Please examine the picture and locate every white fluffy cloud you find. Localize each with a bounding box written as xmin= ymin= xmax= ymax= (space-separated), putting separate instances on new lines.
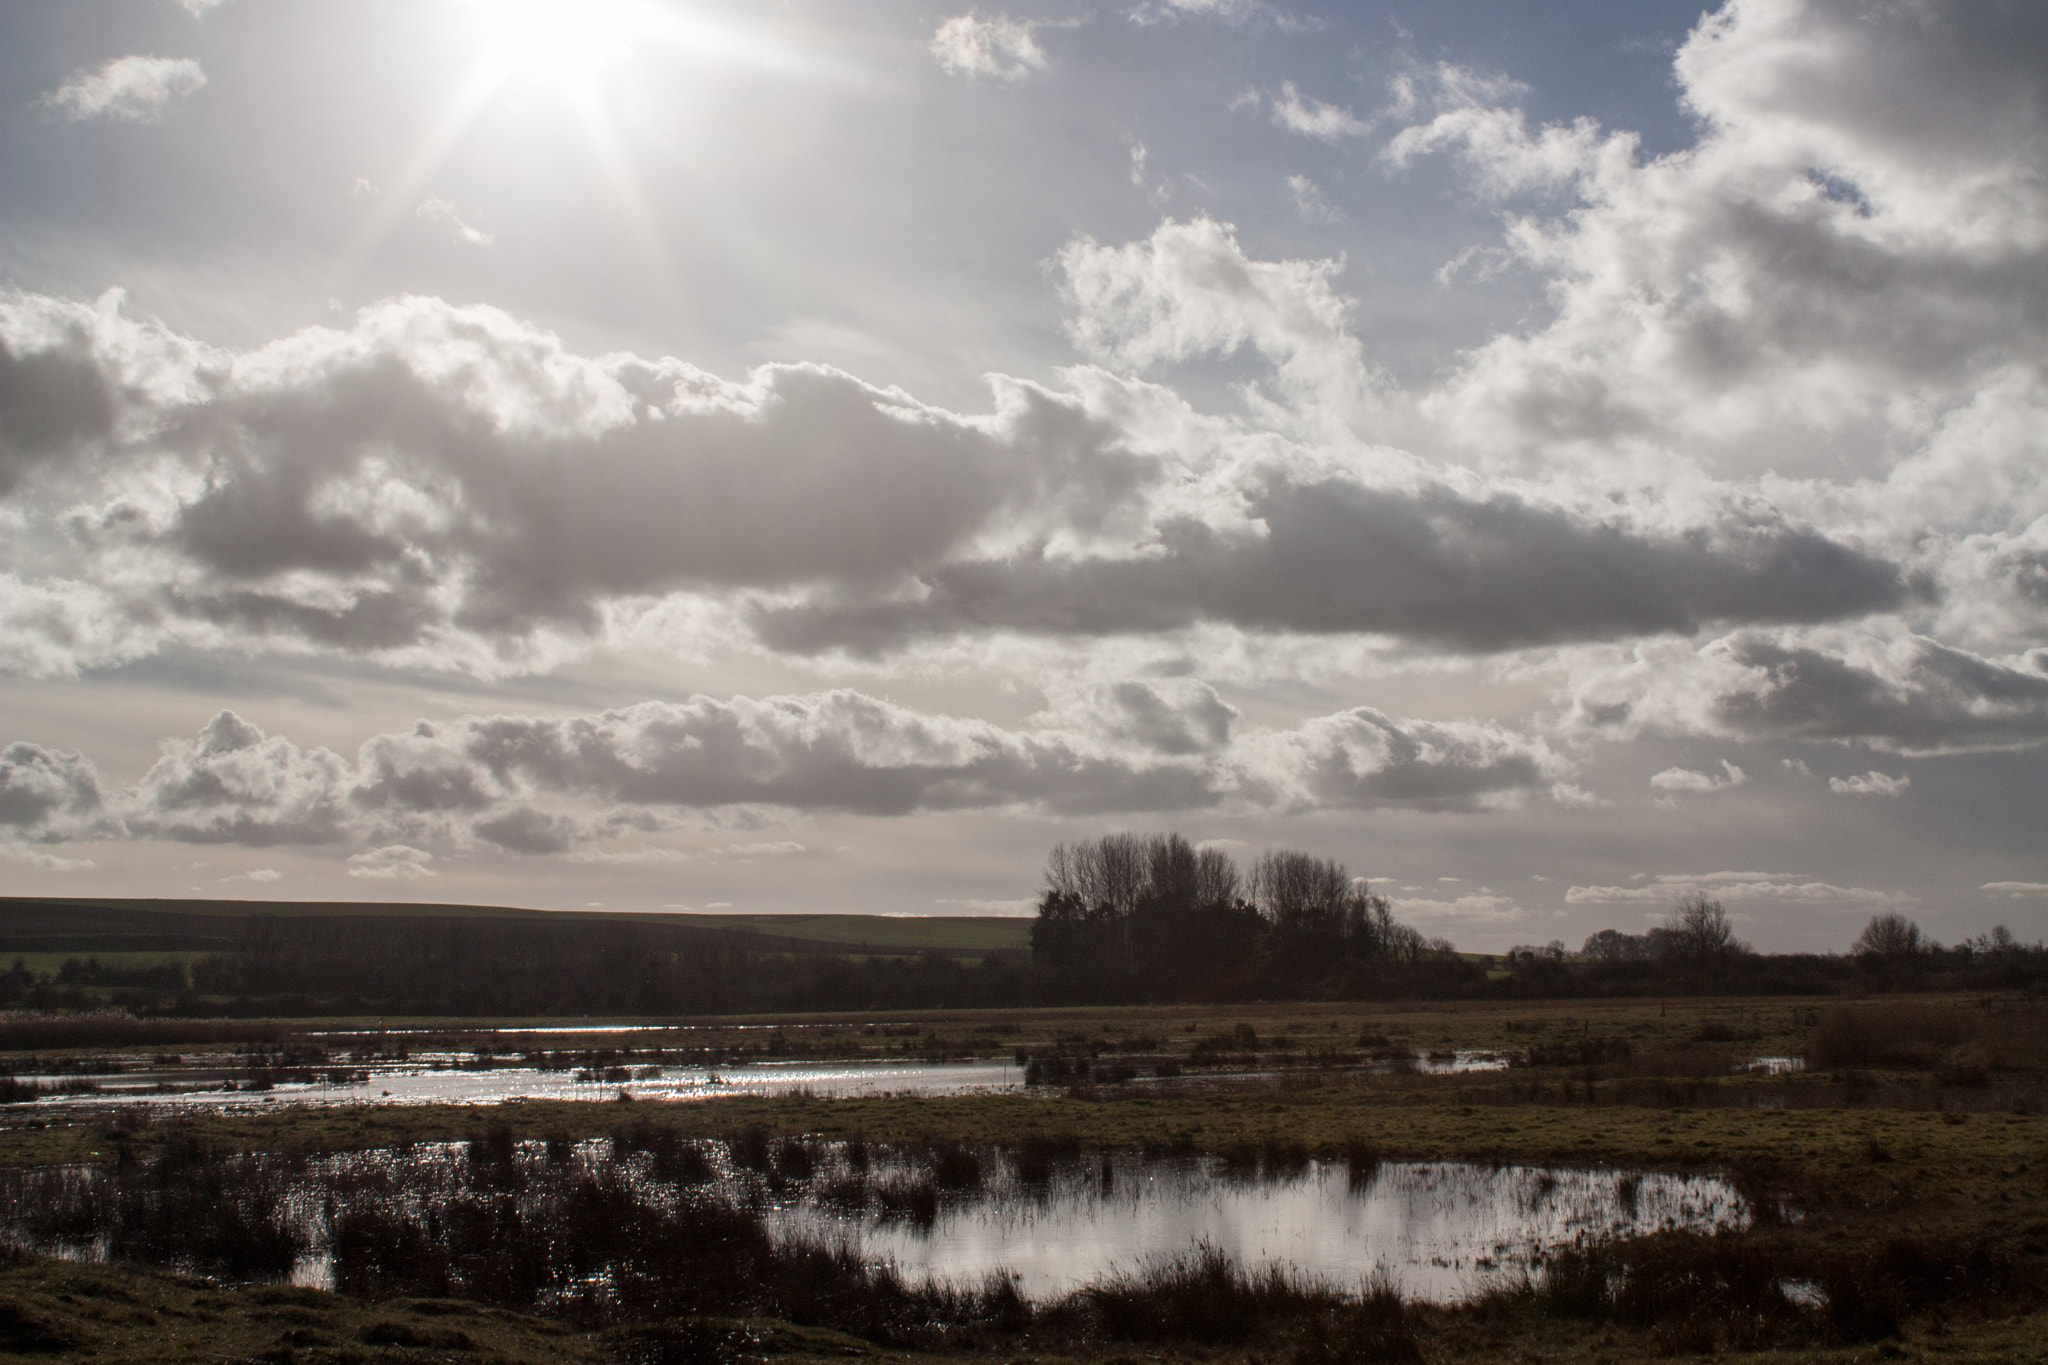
xmin=1649 ymin=760 xmax=1747 ymax=795
xmin=1267 ymin=82 xmax=1372 ymax=142
xmin=1392 ymin=892 xmax=1526 ymax=924
xmin=1829 ymin=770 xmax=1909 ymax=797
xmin=40 ymin=56 xmax=206 ymax=123
xmin=346 ymin=844 xmax=435 ymax=879
xmin=931 ymin=15 xmax=1047 ymax=83
xmin=1566 ymin=870 xmax=1909 ymax=906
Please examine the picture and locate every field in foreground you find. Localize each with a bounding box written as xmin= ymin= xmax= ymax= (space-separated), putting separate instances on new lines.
xmin=0 ymin=994 xmax=2043 ymax=1363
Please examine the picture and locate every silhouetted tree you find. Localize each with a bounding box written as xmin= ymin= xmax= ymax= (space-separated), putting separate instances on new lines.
xmin=1660 ymin=891 xmax=1747 ymax=963
xmin=1853 ymin=912 xmax=1923 ymax=959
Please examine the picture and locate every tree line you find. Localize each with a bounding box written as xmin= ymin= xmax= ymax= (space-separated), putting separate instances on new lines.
xmin=1 ymin=873 xmax=2041 ymax=1017
xmin=1029 ymin=833 xmax=1474 ymax=1002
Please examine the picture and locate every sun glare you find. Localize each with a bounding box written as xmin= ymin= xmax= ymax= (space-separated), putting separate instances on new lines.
xmin=467 ymin=0 xmax=654 ymax=93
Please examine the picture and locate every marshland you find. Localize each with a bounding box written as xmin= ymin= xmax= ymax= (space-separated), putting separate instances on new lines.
xmin=0 ymin=984 xmax=2044 ymax=1363
xmin=2 ymin=878 xmax=2046 ymax=1363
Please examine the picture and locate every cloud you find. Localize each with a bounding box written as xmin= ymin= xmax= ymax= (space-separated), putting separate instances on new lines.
xmin=346 ymin=844 xmax=435 ymax=880
xmin=1287 ymin=174 xmax=1340 ymax=224
xmin=5 ymin=692 xmax=1565 ymax=858
xmin=1829 ymin=770 xmax=1909 ymax=797
xmin=40 ymin=56 xmax=206 ymax=123
xmin=1392 ymin=893 xmax=1526 ymax=924
xmin=0 ymin=742 xmax=106 ymax=840
xmin=1241 ymin=707 xmax=1565 ymax=812
xmin=933 ymin=897 xmax=1037 ymax=915
xmin=1714 ymin=635 xmax=2048 ymax=753
xmin=931 ymin=15 xmax=1047 ymax=83
xmin=1566 ymin=870 xmax=1909 ymax=906
xmin=755 ymin=478 xmax=1906 ymax=656
xmin=1268 ymin=82 xmax=1372 ymax=142
xmin=0 ymin=847 xmax=95 ymax=872
xmin=416 ymin=196 xmax=493 ymax=247
xmin=129 ymin=711 xmax=354 ymax=846
xmin=1057 ymin=216 xmax=1375 ymax=420
xmin=224 ymin=868 xmax=283 ymax=883
xmin=1573 ymin=629 xmax=2048 ymax=755
xmin=1649 ymin=760 xmax=1746 ymax=795
xmin=4 ymin=0 xmax=2045 ymax=786
xmin=1127 ymin=0 xmax=1295 ymax=28
xmin=0 ymin=290 xmax=1153 ymax=677
xmin=1982 ymin=881 xmax=2048 ymax=898
xmin=1387 ymin=3 xmax=2048 ymax=502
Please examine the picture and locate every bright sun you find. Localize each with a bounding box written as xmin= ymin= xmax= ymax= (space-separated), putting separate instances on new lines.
xmin=466 ymin=0 xmax=656 ymax=93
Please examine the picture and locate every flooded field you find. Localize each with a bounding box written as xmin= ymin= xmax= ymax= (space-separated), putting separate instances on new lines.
xmin=0 ymin=1135 xmax=1747 ymax=1307
xmin=14 ymin=1057 xmax=1020 ymax=1112
xmin=776 ymin=1148 xmax=1746 ymax=1301
xmin=0 ymin=1035 xmax=1530 ymax=1114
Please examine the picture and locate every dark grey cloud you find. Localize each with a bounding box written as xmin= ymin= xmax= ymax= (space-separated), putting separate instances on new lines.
xmin=0 ymin=742 xmax=105 ymax=838
xmin=0 ymin=290 xmax=1910 ymax=678
xmin=754 ymin=479 xmax=1907 ymax=654
xmin=1270 ymin=707 xmax=1559 ymax=811
xmin=1714 ymin=634 xmax=2048 ymax=754
xmin=0 ymin=316 xmax=116 ymax=496
xmin=1096 ymin=679 xmax=1239 ymax=755
xmin=0 ymin=294 xmax=1160 ymax=666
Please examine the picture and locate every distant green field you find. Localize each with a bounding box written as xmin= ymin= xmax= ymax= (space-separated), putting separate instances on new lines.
xmin=677 ymin=913 xmax=1030 ymax=952
xmin=0 ymin=898 xmax=1032 ymax=956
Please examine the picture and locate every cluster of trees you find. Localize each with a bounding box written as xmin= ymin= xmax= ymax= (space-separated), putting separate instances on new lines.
xmin=1501 ymin=901 xmax=2047 ymax=996
xmin=1029 ymin=833 xmax=1468 ymax=1002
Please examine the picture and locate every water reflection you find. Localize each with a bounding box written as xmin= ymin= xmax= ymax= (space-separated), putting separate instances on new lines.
xmin=1412 ymin=1051 xmax=1510 ymax=1075
xmin=1742 ymin=1056 xmax=1806 ymax=1076
xmin=776 ymin=1152 xmax=1744 ymax=1302
xmin=28 ymin=1059 xmax=1019 ymax=1112
xmin=0 ymin=1139 xmax=1745 ymax=1307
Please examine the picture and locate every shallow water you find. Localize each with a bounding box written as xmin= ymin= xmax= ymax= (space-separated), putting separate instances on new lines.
xmin=29 ymin=1058 xmax=1020 ymax=1112
xmin=1743 ymin=1056 xmax=1806 ymax=1076
xmin=774 ymin=1153 xmax=1744 ymax=1301
xmin=0 ymin=1139 xmax=1747 ymax=1307
xmin=1412 ymin=1050 xmax=1510 ymax=1075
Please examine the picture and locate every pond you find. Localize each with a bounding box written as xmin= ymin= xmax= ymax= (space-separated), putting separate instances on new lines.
xmin=775 ymin=1149 xmax=1746 ymax=1302
xmin=0 ymin=1138 xmax=1748 ymax=1306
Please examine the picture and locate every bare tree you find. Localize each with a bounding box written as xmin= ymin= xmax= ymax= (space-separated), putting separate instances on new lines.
xmin=1661 ymin=891 xmax=1747 ymax=961
xmin=1853 ymin=912 xmax=1923 ymax=959
xmin=1248 ymin=850 xmax=1354 ymax=933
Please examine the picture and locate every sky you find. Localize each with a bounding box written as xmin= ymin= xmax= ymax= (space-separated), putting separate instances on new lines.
xmin=2 ymin=0 xmax=2045 ymax=953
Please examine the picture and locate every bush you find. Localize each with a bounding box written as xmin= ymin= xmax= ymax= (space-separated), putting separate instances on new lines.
xmin=1809 ymin=1003 xmax=1977 ymax=1068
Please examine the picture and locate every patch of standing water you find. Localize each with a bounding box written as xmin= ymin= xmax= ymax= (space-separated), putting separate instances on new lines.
xmin=1411 ymin=1051 xmax=1510 ymax=1075
xmin=30 ymin=1059 xmax=1020 ymax=1112
xmin=773 ymin=1154 xmax=1744 ymax=1303
xmin=1742 ymin=1057 xmax=1806 ymax=1076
